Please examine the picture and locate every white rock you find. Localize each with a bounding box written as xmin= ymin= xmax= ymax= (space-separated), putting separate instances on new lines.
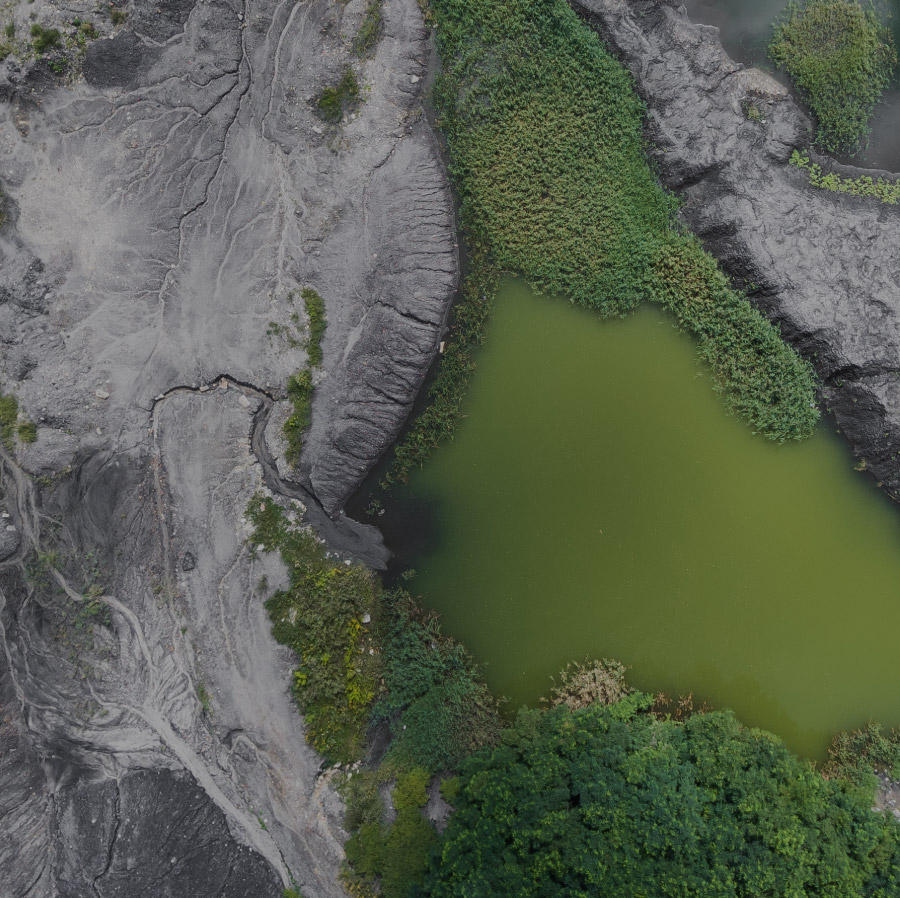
xmin=411 ymin=75 xmax=420 ymax=83
xmin=94 ymin=389 xmax=110 ymax=400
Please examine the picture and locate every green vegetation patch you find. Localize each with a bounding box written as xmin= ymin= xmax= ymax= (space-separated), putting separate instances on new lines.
xmin=791 ymin=148 xmax=900 ymax=202
xmin=353 ymin=0 xmax=383 ymax=58
xmin=825 ymin=720 xmax=900 ymax=786
xmin=317 ymin=68 xmax=361 ymax=123
xmin=409 ymin=0 xmax=817 ymax=464
xmin=283 ymin=370 xmax=313 ymax=466
xmin=30 ymin=23 xmax=61 ymax=54
xmin=248 ymin=496 xmax=380 ymax=761
xmin=770 ymin=0 xmax=897 ymax=154
xmin=301 ymin=287 xmax=326 ymax=367
xmin=425 ymin=699 xmax=900 ymax=897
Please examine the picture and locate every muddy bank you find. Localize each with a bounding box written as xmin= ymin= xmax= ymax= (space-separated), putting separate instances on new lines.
xmin=571 ymin=0 xmax=900 ymax=499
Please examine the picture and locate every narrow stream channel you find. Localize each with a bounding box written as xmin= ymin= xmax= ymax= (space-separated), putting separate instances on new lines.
xmin=377 ymin=280 xmax=900 ymax=759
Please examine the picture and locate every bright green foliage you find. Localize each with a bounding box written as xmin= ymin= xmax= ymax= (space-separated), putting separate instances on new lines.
xmin=825 ymin=721 xmax=900 ymax=786
xmin=770 ymin=0 xmax=897 ymax=154
xmin=791 ymin=148 xmax=900 ymax=203
xmin=374 ymin=590 xmax=501 ymax=773
xmin=283 ymin=369 xmax=313 ymax=466
xmin=247 ymin=496 xmax=380 ymax=762
xmin=425 ymin=700 xmax=900 ymax=898
xmin=318 ymin=68 xmax=361 ymax=123
xmin=429 ymin=0 xmax=817 ymax=442
xmin=353 ymin=0 xmax=383 ymax=58
xmin=301 ymin=287 xmax=326 ymax=368
xmin=30 ymin=24 xmax=61 ymax=53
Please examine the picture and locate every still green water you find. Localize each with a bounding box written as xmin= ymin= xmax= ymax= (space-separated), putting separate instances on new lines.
xmin=398 ymin=280 xmax=900 ymax=759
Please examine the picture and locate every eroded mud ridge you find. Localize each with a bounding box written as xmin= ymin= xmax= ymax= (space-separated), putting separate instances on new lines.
xmin=572 ymin=0 xmax=900 ymax=496
xmin=0 ymin=0 xmax=454 ymax=893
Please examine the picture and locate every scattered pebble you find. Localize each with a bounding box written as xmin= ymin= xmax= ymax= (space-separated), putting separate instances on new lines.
xmin=95 ymin=389 xmax=110 ymax=400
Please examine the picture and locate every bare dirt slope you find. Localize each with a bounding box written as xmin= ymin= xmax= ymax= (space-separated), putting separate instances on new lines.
xmin=0 ymin=0 xmax=456 ymax=895
xmin=573 ymin=0 xmax=900 ymax=499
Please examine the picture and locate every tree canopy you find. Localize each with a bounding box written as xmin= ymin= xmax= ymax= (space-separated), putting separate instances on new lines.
xmin=424 ymin=697 xmax=900 ymax=897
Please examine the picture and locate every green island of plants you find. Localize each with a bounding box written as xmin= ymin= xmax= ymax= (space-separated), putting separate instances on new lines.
xmin=384 ymin=0 xmax=818 ymax=489
xmin=770 ymin=0 xmax=897 ymax=155
xmin=791 ymin=149 xmax=900 ymax=203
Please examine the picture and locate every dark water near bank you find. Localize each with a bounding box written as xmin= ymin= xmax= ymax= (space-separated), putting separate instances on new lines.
xmin=681 ymin=0 xmax=900 ymax=173
xmin=381 ymin=280 xmax=900 ymax=759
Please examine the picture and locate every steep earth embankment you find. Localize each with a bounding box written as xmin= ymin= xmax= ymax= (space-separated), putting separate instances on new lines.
xmin=0 ymin=0 xmax=456 ymax=895
xmin=572 ymin=0 xmax=900 ymax=496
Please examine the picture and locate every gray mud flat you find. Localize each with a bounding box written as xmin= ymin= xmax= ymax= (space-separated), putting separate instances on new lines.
xmin=0 ymin=0 xmax=455 ymax=894
xmin=572 ymin=0 xmax=900 ymax=498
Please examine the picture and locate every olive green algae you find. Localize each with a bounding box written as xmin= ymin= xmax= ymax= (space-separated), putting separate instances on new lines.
xmin=397 ymin=280 xmax=900 ymax=759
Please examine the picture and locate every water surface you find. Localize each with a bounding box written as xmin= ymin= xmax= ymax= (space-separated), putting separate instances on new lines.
xmin=385 ymin=280 xmax=900 ymax=758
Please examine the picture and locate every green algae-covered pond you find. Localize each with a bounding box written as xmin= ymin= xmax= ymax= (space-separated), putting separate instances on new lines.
xmin=383 ymin=279 xmax=900 ymax=759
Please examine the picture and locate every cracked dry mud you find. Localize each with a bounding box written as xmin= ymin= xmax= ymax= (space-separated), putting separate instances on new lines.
xmin=0 ymin=0 xmax=454 ymax=894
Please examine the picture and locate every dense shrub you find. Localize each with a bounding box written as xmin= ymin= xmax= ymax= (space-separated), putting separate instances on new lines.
xmin=424 ymin=698 xmax=900 ymax=897
xmin=825 ymin=721 xmax=900 ymax=786
xmin=404 ymin=0 xmax=817 ymax=469
xmin=770 ymin=0 xmax=897 ymax=154
xmin=375 ymin=590 xmax=501 ymax=773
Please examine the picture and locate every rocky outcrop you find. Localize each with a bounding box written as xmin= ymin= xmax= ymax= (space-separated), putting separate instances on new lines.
xmin=0 ymin=0 xmax=454 ymax=894
xmin=572 ymin=0 xmax=900 ymax=498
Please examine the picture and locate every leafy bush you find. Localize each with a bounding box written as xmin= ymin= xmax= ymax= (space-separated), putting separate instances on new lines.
xmin=318 ymin=68 xmax=361 ymax=123
xmin=824 ymin=721 xmax=900 ymax=786
xmin=30 ymin=24 xmax=61 ymax=54
xmin=346 ymin=769 xmax=438 ymax=898
xmin=283 ymin=369 xmax=313 ymax=466
xmin=770 ymin=0 xmax=897 ymax=154
xmin=424 ymin=0 xmax=817 ymax=443
xmin=301 ymin=287 xmax=326 ymax=368
xmin=425 ymin=699 xmax=900 ymax=897
xmin=375 ymin=590 xmax=501 ymax=773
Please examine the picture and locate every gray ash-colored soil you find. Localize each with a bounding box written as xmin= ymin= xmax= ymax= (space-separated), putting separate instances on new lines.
xmin=0 ymin=0 xmax=454 ymax=894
